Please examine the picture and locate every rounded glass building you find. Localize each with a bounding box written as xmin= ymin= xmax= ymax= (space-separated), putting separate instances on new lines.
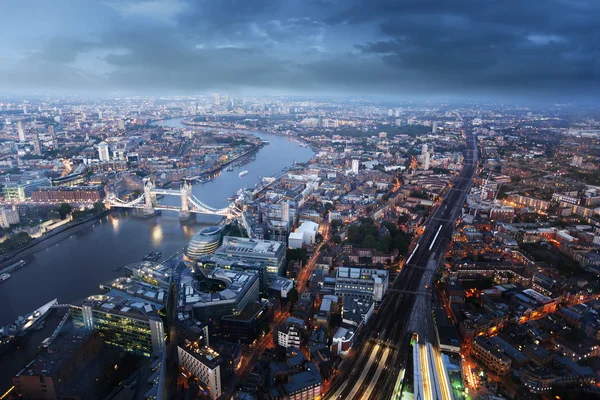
xmin=186 ymin=226 xmax=222 ymax=260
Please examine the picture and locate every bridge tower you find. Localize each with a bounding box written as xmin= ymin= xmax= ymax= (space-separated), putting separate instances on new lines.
xmin=179 ymin=180 xmax=193 ymax=221
xmin=143 ymin=178 xmax=157 ymax=216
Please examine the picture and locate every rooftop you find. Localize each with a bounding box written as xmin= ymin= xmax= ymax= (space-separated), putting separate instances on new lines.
xmin=217 ymin=236 xmax=284 ymax=258
xmin=182 ymin=267 xmax=258 ymax=306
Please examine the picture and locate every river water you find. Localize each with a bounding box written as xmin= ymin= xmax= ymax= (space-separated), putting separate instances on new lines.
xmin=0 ymin=121 xmax=313 ymax=325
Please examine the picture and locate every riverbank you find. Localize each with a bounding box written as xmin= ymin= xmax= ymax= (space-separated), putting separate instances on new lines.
xmin=0 ymin=210 xmax=110 ymax=271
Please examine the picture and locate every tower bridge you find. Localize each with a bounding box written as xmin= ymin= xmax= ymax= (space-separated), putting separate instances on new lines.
xmin=106 ymin=179 xmax=241 ymax=220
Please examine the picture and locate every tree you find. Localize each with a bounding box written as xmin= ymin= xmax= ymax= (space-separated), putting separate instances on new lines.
xmin=331 ymin=235 xmax=342 ymax=245
xmin=56 ymin=203 xmax=72 ymax=219
xmin=330 ymin=219 xmax=343 ymax=232
xmin=315 ymin=233 xmax=324 ymax=244
xmin=92 ymin=201 xmax=106 ymax=213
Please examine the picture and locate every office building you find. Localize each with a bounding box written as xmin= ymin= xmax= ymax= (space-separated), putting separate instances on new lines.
xmin=118 ymin=119 xmax=125 ymax=130
xmin=335 ymin=267 xmax=389 ymax=302
xmin=97 ymin=141 xmax=110 ymax=162
xmin=195 ymin=254 xmax=269 ymax=294
xmin=0 ymin=208 xmax=20 ymax=228
xmin=186 ymin=226 xmax=222 ymax=260
xmin=215 ymin=236 xmax=286 ymax=282
xmin=31 ymin=185 xmax=104 ymax=203
xmin=71 ymin=292 xmax=166 ymax=357
xmin=432 ymin=121 xmax=438 ymax=133
xmin=2 ymin=178 xmax=52 ymax=201
xmin=178 ymin=342 xmax=222 ymax=399
xmin=220 ymin=301 xmax=268 ymax=344
xmin=17 ymin=121 xmax=25 ymax=141
xmin=182 ymin=268 xmax=259 ymax=321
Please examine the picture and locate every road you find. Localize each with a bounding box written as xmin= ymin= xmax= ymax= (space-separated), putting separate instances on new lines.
xmin=324 ymin=128 xmax=478 ymax=400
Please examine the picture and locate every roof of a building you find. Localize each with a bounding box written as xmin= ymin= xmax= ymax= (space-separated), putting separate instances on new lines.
xmin=15 ymin=330 xmax=98 ymax=378
xmin=282 ymin=363 xmax=322 ymax=394
xmin=182 ymin=267 xmax=258 ymax=307
xmin=217 ymin=236 xmax=284 ymax=258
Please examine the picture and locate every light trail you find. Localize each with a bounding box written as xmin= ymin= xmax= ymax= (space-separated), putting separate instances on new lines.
xmin=421 ymin=344 xmax=433 ymax=400
xmin=362 ymin=346 xmax=390 ymax=399
xmin=0 ymin=386 xmax=14 ymax=400
xmin=433 ymin=346 xmax=453 ymax=400
xmin=428 ymin=225 xmax=443 ymax=251
xmin=345 ymin=344 xmax=380 ymax=399
xmin=406 ymin=243 xmax=419 ymax=264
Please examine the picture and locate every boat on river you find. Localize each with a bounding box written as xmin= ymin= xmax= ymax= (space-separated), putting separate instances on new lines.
xmin=0 ymin=273 xmax=10 ymax=283
xmin=239 ymin=170 xmax=249 ymax=177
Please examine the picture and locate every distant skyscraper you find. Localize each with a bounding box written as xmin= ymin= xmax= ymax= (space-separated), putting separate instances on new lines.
xmin=22 ymin=105 xmax=27 ymax=115
xmin=421 ymin=144 xmax=430 ymax=170
xmin=98 ymin=142 xmax=110 ymax=162
xmin=54 ymin=115 xmax=61 ymax=123
xmin=432 ymin=121 xmax=438 ymax=133
xmin=213 ymin=93 xmax=221 ymax=108
xmin=98 ymin=111 xmax=103 ymax=120
xmin=16 ymin=122 xmax=25 ymax=141
xmin=281 ymin=201 xmax=290 ymax=224
xmin=48 ymin=125 xmax=57 ymax=148
xmin=118 ymin=119 xmax=125 ymax=130
xmin=352 ymin=159 xmax=360 ymax=174
xmin=32 ymin=133 xmax=42 ymax=156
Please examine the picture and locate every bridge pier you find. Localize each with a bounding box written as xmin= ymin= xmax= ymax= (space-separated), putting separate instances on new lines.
xmin=143 ymin=207 xmax=159 ymax=217
xmin=179 ymin=210 xmax=193 ymax=221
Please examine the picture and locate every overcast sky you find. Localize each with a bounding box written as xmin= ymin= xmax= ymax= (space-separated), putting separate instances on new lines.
xmin=1 ymin=0 xmax=599 ymax=100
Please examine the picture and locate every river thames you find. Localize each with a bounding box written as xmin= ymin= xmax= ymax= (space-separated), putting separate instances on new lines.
xmin=0 ymin=121 xmax=313 ymax=326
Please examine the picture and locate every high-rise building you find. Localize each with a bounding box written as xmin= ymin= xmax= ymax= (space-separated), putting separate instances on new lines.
xmin=16 ymin=121 xmax=25 ymax=141
xmin=32 ymin=133 xmax=42 ymax=156
xmin=421 ymin=144 xmax=430 ymax=170
xmin=432 ymin=121 xmax=438 ymax=133
xmin=118 ymin=119 xmax=125 ymax=130
xmin=423 ymin=152 xmax=430 ymax=170
xmin=98 ymin=142 xmax=110 ymax=162
xmin=48 ymin=125 xmax=56 ymax=148
xmin=213 ymin=92 xmax=221 ymax=108
xmin=22 ymin=105 xmax=27 ymax=115
xmin=351 ymin=159 xmax=360 ymax=174
xmin=281 ymin=200 xmax=290 ymax=224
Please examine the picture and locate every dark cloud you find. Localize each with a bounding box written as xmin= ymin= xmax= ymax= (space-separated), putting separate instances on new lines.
xmin=0 ymin=0 xmax=598 ymax=99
